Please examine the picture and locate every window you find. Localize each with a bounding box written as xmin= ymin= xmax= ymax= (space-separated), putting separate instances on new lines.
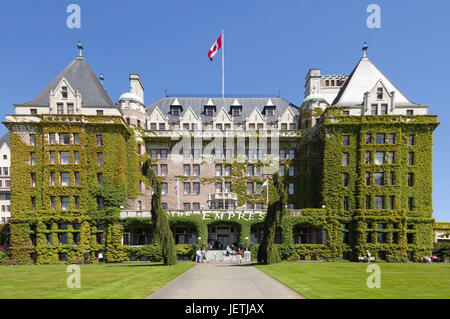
xmin=192 ymin=202 xmax=200 ymax=210
xmin=171 ymin=106 xmax=180 ymax=116
xmin=375 ymin=152 xmax=385 ymax=165
xmin=61 ymin=86 xmax=68 ymax=98
xmin=215 ymin=149 xmax=222 ymax=159
xmin=389 ymin=172 xmax=395 ymax=185
xmin=225 ymin=165 xmax=231 ymax=176
xmin=376 ymin=133 xmax=385 ymax=144
xmin=57 ymin=103 xmax=64 ymax=114
xmin=184 ymin=182 xmax=190 ymax=195
xmin=161 ymin=183 xmax=168 ymax=195
xmin=408 ymin=197 xmax=414 ymax=211
xmin=366 ymin=195 xmax=371 ymax=209
xmin=60 ymin=152 xmax=70 ymax=164
xmin=50 ymin=196 xmax=55 ymax=210
xmin=232 ymin=107 xmax=241 ymax=116
xmin=375 ymin=196 xmax=385 ymax=209
xmin=183 ymin=203 xmax=191 ymax=210
xmin=47 ymin=152 xmax=54 ymax=166
xmin=31 ymin=108 xmax=37 ymax=114
xmin=73 ymin=133 xmax=79 ymax=144
xmin=288 ymin=183 xmax=294 ymax=195
xmin=216 ymin=124 xmax=222 ymax=131
xmin=193 ymin=182 xmax=200 ymax=195
xmin=159 ymin=123 xmax=166 ymax=130
xmin=225 ymin=182 xmax=231 ymax=193
xmin=374 ymin=172 xmax=384 ymax=186
xmin=377 ymin=232 xmax=386 ymax=244
xmin=74 ymin=151 xmax=80 ymax=164
xmin=290 ymin=123 xmax=296 ymax=130
xmin=61 ymin=197 xmax=69 ymax=210
xmin=225 ymin=149 xmax=232 ymax=159
xmin=365 ymin=133 xmax=372 ymax=144
xmin=31 ymin=173 xmax=36 ymax=187
xmin=161 ymin=164 xmax=168 ymax=176
xmin=388 ymin=151 xmax=395 ymax=164
xmin=377 ymin=87 xmax=383 ymax=99
xmin=406 ymin=110 xmax=414 ymax=115
xmin=289 ymin=150 xmax=295 ymax=159
xmin=67 ymin=103 xmax=74 ymax=114
xmin=247 ymin=165 xmax=254 ymax=176
xmin=342 ymin=110 xmax=349 ymax=116
xmin=365 ymin=151 xmax=372 ymax=164
xmin=342 ymin=153 xmax=349 ymax=166
xmin=216 ymin=182 xmax=223 ymax=193
xmin=380 ymin=104 xmax=388 ymax=115
xmin=60 ymin=134 xmax=70 ymax=145
xmin=279 ymin=149 xmax=286 ymax=159
xmin=193 ymin=149 xmax=200 ymax=159
xmin=205 ymin=107 xmax=214 ymax=116
xmin=343 ymin=135 xmax=349 ymax=146
xmin=96 ymin=110 xmax=104 ymax=116
xmin=150 ymin=123 xmax=157 ymax=130
xmin=60 ymin=173 xmax=70 ymax=186
xmin=96 ymin=134 xmax=103 ymax=146
xmin=388 ymin=133 xmax=396 ymax=144
xmin=280 ymin=166 xmax=285 ymax=176
xmin=49 ymin=133 xmax=56 ymax=144
xmin=50 ymin=172 xmax=55 ymax=186
xmin=160 ymin=149 xmax=168 ymax=159
xmin=408 ymin=173 xmax=414 ymax=186
xmin=366 ymin=172 xmax=371 ymax=185
xmin=281 ymin=123 xmax=287 ymax=130
xmin=389 ymin=196 xmax=395 ymax=209
xmin=371 ymin=104 xmax=378 ymax=115
xmin=289 ymin=166 xmax=295 ymax=176
xmin=30 ymin=152 xmax=36 ymax=165
xmin=97 ymin=153 xmax=103 ymax=166
xmin=248 ymin=182 xmax=254 ymax=194
xmin=74 ymin=196 xmax=80 ymax=210
xmin=31 ymin=197 xmax=36 ymax=211
xmin=184 ymin=165 xmax=190 ymax=176
xmin=343 ymin=173 xmax=349 ymax=186
xmin=408 ymin=152 xmax=414 ymax=166
xmin=256 ymin=182 xmax=262 ymax=194
xmin=408 ymin=135 xmax=415 ymax=146
xmin=343 ymin=197 xmax=349 ymax=210
xmin=30 ymin=134 xmax=36 ymax=146
xmin=216 ymin=165 xmax=222 ymax=176
xmin=97 ymin=173 xmax=103 ymax=186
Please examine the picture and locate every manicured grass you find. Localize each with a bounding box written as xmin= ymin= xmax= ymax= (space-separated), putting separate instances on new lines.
xmin=256 ymin=262 xmax=450 ymax=299
xmin=0 ymin=262 xmax=195 ymax=299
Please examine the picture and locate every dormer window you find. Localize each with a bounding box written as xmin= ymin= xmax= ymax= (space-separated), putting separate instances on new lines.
xmin=231 ymin=106 xmax=241 ymax=116
xmin=205 ymin=106 xmax=215 ymax=116
xmin=61 ymin=86 xmax=68 ymax=99
xmin=377 ymin=88 xmax=383 ymax=99
xmin=171 ymin=106 xmax=181 ymax=116
xmin=265 ymin=106 xmax=275 ymax=116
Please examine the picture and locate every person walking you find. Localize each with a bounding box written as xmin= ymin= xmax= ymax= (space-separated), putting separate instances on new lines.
xmin=98 ymin=251 xmax=104 ymax=264
xmin=196 ymin=248 xmax=202 ymax=263
xmin=366 ymin=250 xmax=371 ymax=263
xmin=201 ymin=248 xmax=207 ymax=263
xmin=237 ymin=247 xmax=243 ymax=263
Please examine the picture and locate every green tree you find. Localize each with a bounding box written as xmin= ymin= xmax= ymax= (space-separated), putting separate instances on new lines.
xmin=258 ymin=172 xmax=288 ymax=264
xmin=142 ymin=159 xmax=177 ymax=265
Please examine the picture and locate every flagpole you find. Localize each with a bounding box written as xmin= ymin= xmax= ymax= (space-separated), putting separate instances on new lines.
xmin=266 ymin=178 xmax=269 ymax=208
xmin=221 ymin=29 xmax=224 ymax=98
xmin=177 ymin=178 xmax=180 ymax=210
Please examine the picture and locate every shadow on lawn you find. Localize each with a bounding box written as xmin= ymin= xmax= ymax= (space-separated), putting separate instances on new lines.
xmin=103 ymin=262 xmax=193 ymax=268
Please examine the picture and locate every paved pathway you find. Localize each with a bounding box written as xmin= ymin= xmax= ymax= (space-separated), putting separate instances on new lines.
xmin=147 ymin=263 xmax=304 ymax=299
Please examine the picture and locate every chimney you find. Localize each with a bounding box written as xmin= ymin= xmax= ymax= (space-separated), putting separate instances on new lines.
xmin=129 ymin=74 xmax=144 ymax=103
xmin=304 ymin=68 xmax=321 ymax=97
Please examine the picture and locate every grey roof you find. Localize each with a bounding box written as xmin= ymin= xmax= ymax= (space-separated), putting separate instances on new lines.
xmin=0 ymin=132 xmax=9 ymax=147
xmin=332 ymin=56 xmax=419 ymax=106
xmin=23 ymin=56 xmax=115 ymax=107
xmin=147 ymin=97 xmax=299 ymax=124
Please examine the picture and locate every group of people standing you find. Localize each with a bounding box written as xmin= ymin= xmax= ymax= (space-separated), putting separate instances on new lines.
xmin=196 ymin=243 xmax=244 ymax=263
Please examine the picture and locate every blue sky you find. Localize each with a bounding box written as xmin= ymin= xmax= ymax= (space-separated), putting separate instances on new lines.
xmin=1 ymin=1 xmax=449 ymax=221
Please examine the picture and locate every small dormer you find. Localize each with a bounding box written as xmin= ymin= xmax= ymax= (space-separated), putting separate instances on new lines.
xmin=263 ymin=99 xmax=276 ymax=116
xmin=170 ymin=98 xmax=183 ymax=116
xmin=229 ymin=99 xmax=242 ymax=116
xmin=49 ymin=78 xmax=82 ymax=114
xmin=204 ymin=99 xmax=216 ymax=116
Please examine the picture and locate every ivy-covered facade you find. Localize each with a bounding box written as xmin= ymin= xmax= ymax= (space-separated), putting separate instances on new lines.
xmin=3 ymin=48 xmax=440 ymax=264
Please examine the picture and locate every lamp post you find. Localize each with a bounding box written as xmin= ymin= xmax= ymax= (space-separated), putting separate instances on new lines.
xmin=245 ymin=237 xmax=249 ymax=252
xmin=197 ymin=236 xmax=202 ymax=250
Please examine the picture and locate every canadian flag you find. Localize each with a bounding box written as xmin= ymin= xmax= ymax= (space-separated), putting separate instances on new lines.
xmin=208 ymin=34 xmax=222 ymax=61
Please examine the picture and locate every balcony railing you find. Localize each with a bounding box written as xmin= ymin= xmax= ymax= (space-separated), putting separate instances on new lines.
xmin=208 ymin=192 xmax=238 ymax=201
xmin=120 ymin=209 xmax=304 ymax=218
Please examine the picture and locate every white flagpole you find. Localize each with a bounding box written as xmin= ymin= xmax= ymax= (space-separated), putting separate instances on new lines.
xmin=222 ymin=29 xmax=224 ymax=98
xmin=266 ymin=178 xmax=269 ymax=208
xmin=177 ymin=178 xmax=180 ymax=210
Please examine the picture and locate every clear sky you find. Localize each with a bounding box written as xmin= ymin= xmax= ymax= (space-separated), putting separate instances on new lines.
xmin=1 ymin=1 xmax=449 ymax=221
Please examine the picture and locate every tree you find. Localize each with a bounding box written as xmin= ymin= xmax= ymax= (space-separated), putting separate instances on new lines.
xmin=258 ymin=172 xmax=288 ymax=264
xmin=142 ymin=159 xmax=177 ymax=265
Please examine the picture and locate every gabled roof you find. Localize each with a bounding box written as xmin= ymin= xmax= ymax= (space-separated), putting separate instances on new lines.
xmin=23 ymin=56 xmax=115 ymax=107
xmin=147 ymin=97 xmax=299 ymax=124
xmin=332 ymin=56 xmax=419 ymax=107
xmin=0 ymin=132 xmax=10 ymax=147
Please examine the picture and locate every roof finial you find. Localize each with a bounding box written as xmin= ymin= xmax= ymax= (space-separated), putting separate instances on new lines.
xmin=99 ymin=73 xmax=104 ymax=85
xmin=77 ymin=41 xmax=84 ymax=57
xmin=362 ymin=41 xmax=368 ymax=57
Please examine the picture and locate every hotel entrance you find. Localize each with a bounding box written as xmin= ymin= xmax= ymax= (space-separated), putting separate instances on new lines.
xmin=208 ymin=224 xmax=239 ymax=250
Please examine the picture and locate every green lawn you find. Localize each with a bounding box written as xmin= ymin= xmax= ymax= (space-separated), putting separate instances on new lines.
xmin=256 ymin=262 xmax=450 ymax=299
xmin=0 ymin=262 xmax=195 ymax=299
